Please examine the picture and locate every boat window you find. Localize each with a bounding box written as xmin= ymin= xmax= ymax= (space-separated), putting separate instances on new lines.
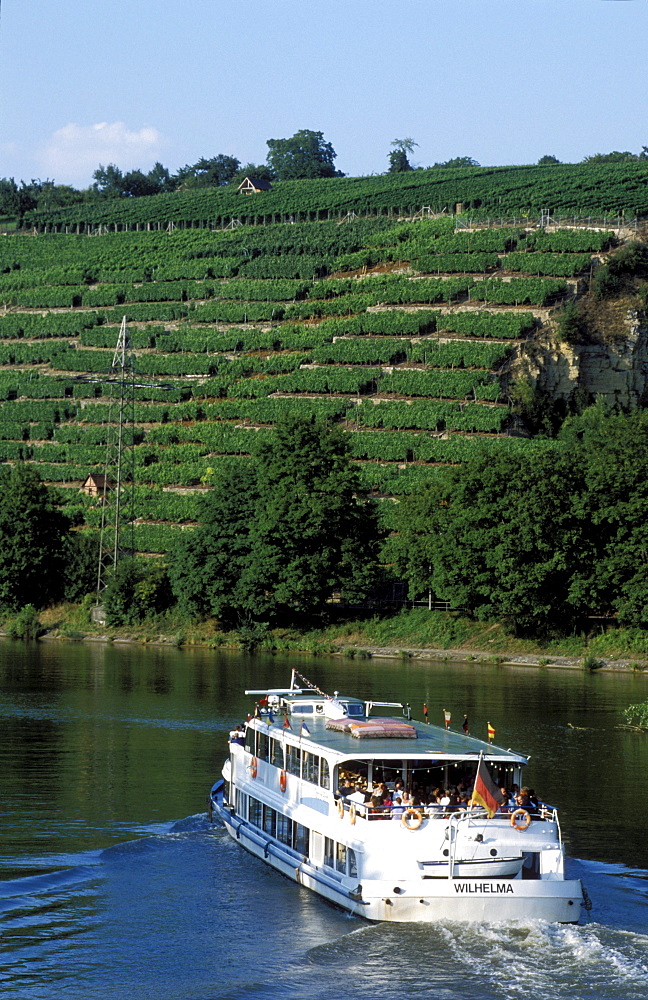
xmin=245 ymin=725 xmax=254 ymax=754
xmin=270 ymin=737 xmax=284 ymax=769
xmin=346 ymin=704 xmax=364 ymax=717
xmin=256 ymin=730 xmax=269 ymax=761
xmin=293 ymin=823 xmax=309 ymax=857
xmin=335 ymin=843 xmax=347 ymax=875
xmin=302 ymin=751 xmax=319 ymax=784
xmin=235 ymin=789 xmax=248 ymax=818
xmin=319 ymin=758 xmax=330 ymax=790
xmin=347 ymin=848 xmax=358 ymax=878
xmin=286 ymin=744 xmax=301 ymax=777
xmin=276 ymin=813 xmax=292 ymax=846
xmin=291 ymin=704 xmax=314 ymax=714
xmin=324 ymin=837 xmax=335 ymax=869
xmin=263 ymin=805 xmax=276 ymax=837
xmin=310 ymin=831 xmax=323 ymax=866
xmin=249 ymin=797 xmax=262 ymax=828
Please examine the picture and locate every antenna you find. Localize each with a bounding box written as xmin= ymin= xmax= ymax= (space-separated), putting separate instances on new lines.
xmin=95 ymin=316 xmax=136 ymax=601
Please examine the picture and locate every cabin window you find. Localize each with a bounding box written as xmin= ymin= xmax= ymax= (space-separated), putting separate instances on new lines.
xmin=290 ymin=703 xmax=313 ymax=714
xmin=347 ymin=848 xmax=358 ymax=878
xmin=310 ymin=831 xmax=323 ymax=866
xmin=245 ymin=726 xmax=254 ymax=754
xmin=235 ymin=789 xmax=248 ymax=818
xmin=335 ymin=843 xmax=348 ymax=875
xmin=286 ymin=744 xmax=301 ymax=777
xmin=256 ymin=730 xmax=269 ymax=761
xmin=347 ymin=704 xmax=363 ymax=717
xmin=302 ymin=751 xmax=319 ymax=784
xmin=293 ymin=823 xmax=309 ymax=857
xmin=263 ymin=805 xmax=276 ymax=837
xmin=270 ymin=737 xmax=284 ymax=769
xmin=249 ymin=797 xmax=262 ymax=828
xmin=319 ymin=758 xmax=330 ymax=790
xmin=324 ymin=837 xmax=335 ymax=869
xmin=276 ymin=813 xmax=292 ymax=846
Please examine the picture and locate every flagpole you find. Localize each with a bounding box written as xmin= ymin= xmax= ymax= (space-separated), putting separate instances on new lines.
xmin=469 ymin=750 xmax=484 ymax=813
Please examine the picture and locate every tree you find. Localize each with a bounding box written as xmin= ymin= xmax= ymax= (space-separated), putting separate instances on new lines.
xmin=392 ymin=446 xmax=591 ymax=636
xmin=432 ymin=156 xmax=479 ymax=169
xmin=537 ymin=155 xmax=561 ymax=165
xmin=93 ymin=163 xmax=125 ymax=197
xmin=169 ymin=417 xmax=381 ymax=625
xmin=0 ymin=464 xmax=70 ymax=610
xmin=266 ymin=130 xmax=341 ymax=180
xmin=104 ymin=557 xmax=173 ymax=626
xmin=176 ymin=154 xmax=241 ymax=188
xmin=168 ymin=463 xmax=260 ymax=621
xmin=388 ymin=138 xmax=418 ymax=173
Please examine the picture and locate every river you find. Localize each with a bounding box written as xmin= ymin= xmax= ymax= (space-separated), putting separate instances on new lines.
xmin=0 ymin=640 xmax=646 ymax=999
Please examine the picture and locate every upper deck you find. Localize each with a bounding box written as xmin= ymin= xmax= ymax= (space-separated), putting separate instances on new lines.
xmin=251 ymin=699 xmax=527 ymax=765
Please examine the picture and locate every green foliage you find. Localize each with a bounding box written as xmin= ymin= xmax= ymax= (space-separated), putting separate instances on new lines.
xmin=170 ymin=416 xmax=381 ymax=625
xmin=0 ymin=464 xmax=69 ymax=610
xmin=6 ymin=604 xmax=42 ymax=641
xmin=266 ymin=129 xmax=339 ymax=180
xmin=104 ymin=557 xmax=173 ymax=626
xmin=591 ymin=241 xmax=648 ymax=301
xmin=624 ymin=700 xmax=648 ymax=727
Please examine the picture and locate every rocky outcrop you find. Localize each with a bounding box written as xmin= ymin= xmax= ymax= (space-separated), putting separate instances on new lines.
xmin=513 ymin=308 xmax=648 ymax=409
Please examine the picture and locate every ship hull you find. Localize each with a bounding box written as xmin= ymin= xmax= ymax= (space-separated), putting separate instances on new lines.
xmin=217 ymin=804 xmax=582 ymax=925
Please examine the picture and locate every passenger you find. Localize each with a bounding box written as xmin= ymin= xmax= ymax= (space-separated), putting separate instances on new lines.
xmin=498 ymin=786 xmax=511 ymax=813
xmin=229 ymin=724 xmax=246 ymax=746
xmin=392 ymin=780 xmax=405 ymax=801
xmin=391 ymin=797 xmax=405 ymax=821
xmin=515 ymin=787 xmax=532 ymax=811
xmin=348 ymin=785 xmax=368 ymax=807
xmin=370 ymin=795 xmax=387 ymax=820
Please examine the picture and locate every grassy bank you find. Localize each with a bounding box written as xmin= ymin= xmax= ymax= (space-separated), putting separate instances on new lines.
xmin=2 ymin=603 xmax=648 ymax=668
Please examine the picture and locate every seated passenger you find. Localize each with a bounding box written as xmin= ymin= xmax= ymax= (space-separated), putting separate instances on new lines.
xmin=391 ymin=797 xmax=405 ymax=820
xmin=498 ymin=786 xmax=511 ymax=813
xmin=348 ymin=785 xmax=368 ymax=806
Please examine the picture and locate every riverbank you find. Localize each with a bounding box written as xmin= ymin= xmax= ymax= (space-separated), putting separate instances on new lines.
xmin=3 ymin=604 xmax=648 ymax=674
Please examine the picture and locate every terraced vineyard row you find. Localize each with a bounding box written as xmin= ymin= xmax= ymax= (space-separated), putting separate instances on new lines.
xmin=0 ymin=217 xmax=607 ymax=552
xmin=24 ymin=161 xmax=648 ymax=232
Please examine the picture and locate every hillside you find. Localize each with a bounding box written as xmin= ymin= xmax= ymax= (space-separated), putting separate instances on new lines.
xmin=0 ymin=211 xmax=632 ymax=560
xmin=24 ymin=161 xmax=648 ymax=233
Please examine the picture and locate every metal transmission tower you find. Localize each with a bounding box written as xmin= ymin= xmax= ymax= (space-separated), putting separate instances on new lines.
xmin=96 ymin=316 xmax=137 ymax=600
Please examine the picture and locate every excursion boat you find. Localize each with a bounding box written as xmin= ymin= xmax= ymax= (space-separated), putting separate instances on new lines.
xmin=209 ymin=670 xmax=583 ymax=923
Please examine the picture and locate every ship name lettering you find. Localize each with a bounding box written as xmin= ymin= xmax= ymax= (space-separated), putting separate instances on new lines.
xmin=454 ymin=883 xmax=514 ymax=894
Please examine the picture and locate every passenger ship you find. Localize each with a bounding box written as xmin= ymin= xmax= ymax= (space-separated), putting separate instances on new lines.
xmin=209 ymin=670 xmax=583 ymax=923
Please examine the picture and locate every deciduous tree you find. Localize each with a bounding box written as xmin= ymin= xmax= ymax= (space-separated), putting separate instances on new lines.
xmin=266 ymin=130 xmax=341 ymax=181
xmin=0 ymin=465 xmax=69 ymax=610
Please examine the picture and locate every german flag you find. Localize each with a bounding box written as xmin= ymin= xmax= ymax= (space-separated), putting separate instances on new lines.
xmin=470 ymin=756 xmax=506 ymax=818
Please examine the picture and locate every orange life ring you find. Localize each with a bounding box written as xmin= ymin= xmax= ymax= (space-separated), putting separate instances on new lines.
xmin=249 ymin=756 xmax=258 ymax=779
xmin=279 ymin=769 xmax=287 ymax=793
xmin=402 ymin=807 xmax=423 ymax=831
xmin=349 ymin=803 xmax=357 ymax=825
xmin=510 ymin=808 xmax=531 ymax=831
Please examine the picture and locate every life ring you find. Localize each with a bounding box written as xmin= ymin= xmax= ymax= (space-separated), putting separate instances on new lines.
xmin=510 ymin=808 xmax=531 ymax=831
xmin=401 ymin=807 xmax=423 ymax=831
xmin=337 ymin=798 xmax=345 ymax=819
xmin=249 ymin=757 xmax=258 ymax=779
xmin=349 ymin=803 xmax=357 ymax=825
xmin=279 ymin=770 xmax=287 ymax=793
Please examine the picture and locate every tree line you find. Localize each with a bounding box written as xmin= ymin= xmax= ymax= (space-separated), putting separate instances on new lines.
xmin=5 ymin=127 xmax=647 ymax=225
xmin=3 ymin=406 xmax=648 ymax=642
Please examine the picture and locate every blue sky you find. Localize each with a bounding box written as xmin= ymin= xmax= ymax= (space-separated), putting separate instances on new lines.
xmin=1 ymin=0 xmax=647 ymax=188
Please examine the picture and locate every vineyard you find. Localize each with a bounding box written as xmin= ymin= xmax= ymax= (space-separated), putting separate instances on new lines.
xmin=0 ymin=213 xmax=613 ymax=555
xmin=22 ymin=161 xmax=648 ymax=232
